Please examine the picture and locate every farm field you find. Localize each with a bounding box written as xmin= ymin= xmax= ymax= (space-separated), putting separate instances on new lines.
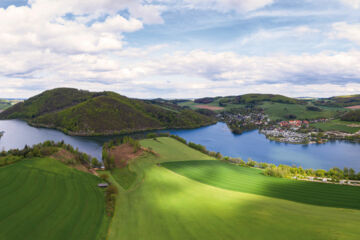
xmin=179 ymin=99 xmax=243 ymax=111
xmin=178 ymin=99 xmax=343 ymax=121
xmin=311 ymin=119 xmax=360 ymax=133
xmin=0 ymin=157 xmax=108 ymax=240
xmin=260 ymin=102 xmax=340 ymax=120
xmin=162 ymin=160 xmax=360 ymax=210
xmin=107 ymin=137 xmax=360 ymax=240
xmin=0 ymin=99 xmax=23 ymax=111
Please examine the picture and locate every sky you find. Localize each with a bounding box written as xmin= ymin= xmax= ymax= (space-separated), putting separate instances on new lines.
xmin=0 ymin=0 xmax=360 ymax=99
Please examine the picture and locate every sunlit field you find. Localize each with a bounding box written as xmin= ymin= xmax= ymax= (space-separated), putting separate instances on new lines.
xmin=107 ymin=137 xmax=360 ymax=240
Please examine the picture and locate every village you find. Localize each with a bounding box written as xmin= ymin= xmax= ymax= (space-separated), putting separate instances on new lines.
xmin=260 ymin=119 xmax=329 ymax=144
xmin=217 ymin=110 xmax=271 ymax=134
xmin=218 ymin=110 xmax=335 ymax=143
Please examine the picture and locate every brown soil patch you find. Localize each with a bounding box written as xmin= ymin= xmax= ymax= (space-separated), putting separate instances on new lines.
xmin=346 ymin=105 xmax=360 ymax=109
xmin=195 ymin=105 xmax=224 ymax=111
xmin=51 ymin=149 xmax=91 ymax=174
xmin=348 ymin=124 xmax=360 ymax=127
xmin=109 ymin=144 xmax=144 ymax=168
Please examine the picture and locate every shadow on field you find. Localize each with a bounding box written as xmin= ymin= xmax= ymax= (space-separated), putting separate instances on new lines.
xmin=121 ymin=163 xmax=360 ymax=240
xmin=162 ymin=160 xmax=360 ymax=210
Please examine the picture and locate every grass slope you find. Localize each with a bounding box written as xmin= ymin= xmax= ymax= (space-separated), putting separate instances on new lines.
xmin=0 ymin=100 xmax=11 ymax=110
xmin=260 ymin=102 xmax=340 ymax=120
xmin=107 ymin=137 xmax=360 ymax=240
xmin=179 ymin=94 xmax=342 ymax=120
xmin=0 ymin=158 xmax=108 ymax=240
xmin=163 ymin=160 xmax=360 ymax=210
xmin=315 ymin=95 xmax=360 ymax=107
xmin=311 ymin=119 xmax=360 ymax=133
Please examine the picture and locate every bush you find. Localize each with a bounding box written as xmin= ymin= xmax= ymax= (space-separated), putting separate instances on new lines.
xmin=158 ymin=132 xmax=170 ymax=137
xmin=146 ymin=133 xmax=157 ymax=139
xmin=258 ymin=162 xmax=269 ymax=169
xmin=100 ymin=173 xmax=109 ymax=181
xmin=246 ymin=158 xmax=257 ymax=167
xmin=264 ymin=165 xmax=291 ymax=178
xmin=188 ymin=142 xmax=208 ymax=154
xmin=170 ymin=135 xmax=187 ymax=144
xmin=91 ymin=158 xmax=102 ymax=168
xmin=106 ymin=185 xmax=118 ymax=195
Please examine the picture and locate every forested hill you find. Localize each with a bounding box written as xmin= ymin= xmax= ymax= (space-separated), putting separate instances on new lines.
xmin=195 ymin=93 xmax=303 ymax=105
xmin=0 ymin=88 xmax=216 ymax=136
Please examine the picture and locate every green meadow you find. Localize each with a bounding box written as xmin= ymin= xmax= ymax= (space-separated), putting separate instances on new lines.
xmin=106 ymin=137 xmax=360 ymax=240
xmin=0 ymin=158 xmax=108 ymax=240
xmin=311 ymin=119 xmax=360 ymax=133
xmin=179 ymin=99 xmax=342 ymax=120
xmin=260 ymin=102 xmax=339 ymax=120
xmin=163 ymin=160 xmax=360 ymax=210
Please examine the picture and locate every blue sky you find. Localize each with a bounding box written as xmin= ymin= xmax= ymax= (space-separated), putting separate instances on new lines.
xmin=0 ymin=0 xmax=359 ymax=98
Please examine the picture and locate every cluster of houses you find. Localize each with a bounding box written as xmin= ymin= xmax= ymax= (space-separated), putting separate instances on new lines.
xmin=279 ymin=118 xmax=329 ymax=128
xmin=279 ymin=120 xmax=310 ymax=128
xmin=219 ymin=112 xmax=270 ymax=127
xmin=260 ymin=128 xmax=310 ymax=144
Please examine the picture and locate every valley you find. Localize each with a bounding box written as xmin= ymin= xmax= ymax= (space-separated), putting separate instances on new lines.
xmin=1 ymin=90 xmax=360 ymax=240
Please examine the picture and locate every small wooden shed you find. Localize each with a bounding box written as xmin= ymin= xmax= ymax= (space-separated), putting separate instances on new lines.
xmin=98 ymin=183 xmax=109 ymax=188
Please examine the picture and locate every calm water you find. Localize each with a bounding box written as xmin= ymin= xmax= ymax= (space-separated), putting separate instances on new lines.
xmin=0 ymin=120 xmax=105 ymax=160
xmin=165 ymin=122 xmax=360 ymax=171
xmin=0 ymin=120 xmax=359 ymax=170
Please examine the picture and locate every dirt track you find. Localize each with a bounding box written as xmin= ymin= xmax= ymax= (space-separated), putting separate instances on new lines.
xmin=195 ymin=105 xmax=224 ymax=111
xmin=346 ymin=105 xmax=360 ymax=109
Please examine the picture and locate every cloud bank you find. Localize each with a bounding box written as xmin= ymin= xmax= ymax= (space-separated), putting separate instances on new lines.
xmin=0 ymin=0 xmax=359 ymax=98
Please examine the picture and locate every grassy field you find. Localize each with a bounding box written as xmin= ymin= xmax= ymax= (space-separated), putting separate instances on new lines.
xmin=163 ymin=160 xmax=360 ymax=210
xmin=0 ymin=157 xmax=108 ymax=240
xmin=0 ymin=100 xmax=15 ymax=111
xmin=179 ymin=99 xmax=342 ymax=121
xmin=179 ymin=100 xmax=243 ymax=111
xmin=260 ymin=102 xmax=340 ymax=120
xmin=107 ymin=137 xmax=360 ymax=240
xmin=311 ymin=119 xmax=360 ymax=133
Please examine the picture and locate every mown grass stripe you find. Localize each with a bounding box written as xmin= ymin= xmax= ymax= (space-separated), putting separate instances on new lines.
xmin=0 ymin=158 xmax=107 ymax=240
xmin=162 ymin=160 xmax=360 ymax=210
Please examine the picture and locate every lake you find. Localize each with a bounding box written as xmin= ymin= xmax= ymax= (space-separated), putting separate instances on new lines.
xmin=0 ymin=120 xmax=359 ymax=170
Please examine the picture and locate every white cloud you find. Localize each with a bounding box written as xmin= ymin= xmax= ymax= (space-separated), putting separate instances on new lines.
xmin=1 ymin=46 xmax=360 ymax=98
xmin=184 ymin=0 xmax=274 ymax=13
xmin=92 ymin=16 xmax=143 ymax=33
xmin=239 ymin=26 xmax=320 ymax=45
xmin=0 ymin=0 xmax=359 ymax=99
xmin=0 ymin=0 xmax=165 ymax=54
xmin=331 ymin=22 xmax=360 ymax=45
xmin=340 ymin=0 xmax=360 ymax=8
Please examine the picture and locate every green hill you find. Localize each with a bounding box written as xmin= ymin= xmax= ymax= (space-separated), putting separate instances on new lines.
xmin=105 ymin=137 xmax=360 ymax=240
xmin=341 ymin=109 xmax=360 ymax=122
xmin=315 ymin=95 xmax=360 ymax=107
xmin=233 ymin=93 xmax=301 ymax=104
xmin=0 ymin=157 xmax=108 ymax=240
xmin=0 ymin=88 xmax=215 ymax=136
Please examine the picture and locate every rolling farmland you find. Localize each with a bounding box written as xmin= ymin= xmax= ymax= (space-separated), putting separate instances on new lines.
xmin=163 ymin=160 xmax=360 ymax=210
xmin=0 ymin=158 xmax=108 ymax=240
xmin=106 ymin=137 xmax=360 ymax=240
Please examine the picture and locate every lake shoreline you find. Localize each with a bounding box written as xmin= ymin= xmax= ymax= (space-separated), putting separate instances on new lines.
xmin=1 ymin=120 xmax=360 ymax=171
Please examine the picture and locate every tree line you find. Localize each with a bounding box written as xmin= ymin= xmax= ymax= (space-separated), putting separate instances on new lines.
xmin=225 ymin=157 xmax=360 ymax=181
xmin=0 ymin=140 xmax=101 ymax=168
